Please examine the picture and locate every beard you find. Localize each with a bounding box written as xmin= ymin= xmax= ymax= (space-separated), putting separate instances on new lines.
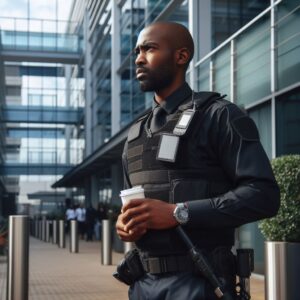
xmin=137 ymin=63 xmax=175 ymax=92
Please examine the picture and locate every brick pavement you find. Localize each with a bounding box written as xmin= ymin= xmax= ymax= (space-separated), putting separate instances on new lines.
xmin=0 ymin=237 xmax=265 ymax=299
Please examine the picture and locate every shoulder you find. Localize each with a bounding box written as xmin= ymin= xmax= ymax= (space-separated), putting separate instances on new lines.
xmin=207 ymin=98 xmax=259 ymax=141
xmin=200 ymin=92 xmax=245 ymax=118
xmin=205 ymin=95 xmax=233 ymax=112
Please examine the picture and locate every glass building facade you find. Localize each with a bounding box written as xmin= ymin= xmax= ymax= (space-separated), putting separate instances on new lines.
xmin=1 ymin=0 xmax=299 ymax=274
xmin=0 ymin=0 xmax=84 ymax=215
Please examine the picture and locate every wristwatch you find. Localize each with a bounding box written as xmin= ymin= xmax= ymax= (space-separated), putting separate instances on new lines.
xmin=173 ymin=203 xmax=189 ymax=225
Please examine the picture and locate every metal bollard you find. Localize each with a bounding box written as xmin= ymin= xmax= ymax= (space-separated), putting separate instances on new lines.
xmin=124 ymin=242 xmax=134 ymax=254
xmin=101 ymin=220 xmax=112 ymax=265
xmin=7 ymin=215 xmax=29 ymax=300
xmin=58 ymin=220 xmax=65 ymax=248
xmin=29 ymin=219 xmax=33 ymax=236
xmin=39 ymin=220 xmax=42 ymax=240
xmin=52 ymin=220 xmax=58 ymax=244
xmin=265 ymin=241 xmax=299 ymax=300
xmin=46 ymin=221 xmax=51 ymax=242
xmin=70 ymin=220 xmax=79 ymax=253
xmin=35 ymin=219 xmax=38 ymax=238
xmin=42 ymin=218 xmax=46 ymax=241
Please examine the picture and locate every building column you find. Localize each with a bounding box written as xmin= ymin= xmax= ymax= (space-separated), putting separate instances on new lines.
xmin=84 ymin=9 xmax=93 ymax=156
xmin=111 ymin=1 xmax=121 ymax=136
xmin=270 ymin=0 xmax=277 ymax=159
xmin=84 ymin=175 xmax=99 ymax=208
xmin=91 ymin=175 xmax=99 ymax=208
xmin=65 ymin=65 xmax=72 ymax=164
xmin=189 ymin=0 xmax=212 ymax=89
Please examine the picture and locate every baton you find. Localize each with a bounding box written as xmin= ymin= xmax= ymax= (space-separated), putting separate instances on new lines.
xmin=176 ymin=226 xmax=234 ymax=300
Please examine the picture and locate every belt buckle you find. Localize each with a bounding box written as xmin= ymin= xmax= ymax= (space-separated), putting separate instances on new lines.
xmin=147 ymin=257 xmax=161 ymax=274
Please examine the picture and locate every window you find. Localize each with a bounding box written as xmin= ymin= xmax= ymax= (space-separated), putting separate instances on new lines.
xmin=276 ymin=88 xmax=300 ymax=156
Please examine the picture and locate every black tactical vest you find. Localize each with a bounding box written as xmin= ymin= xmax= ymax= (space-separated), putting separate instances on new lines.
xmin=126 ymin=92 xmax=235 ymax=256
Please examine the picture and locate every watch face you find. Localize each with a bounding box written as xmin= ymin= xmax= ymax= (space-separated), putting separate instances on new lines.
xmin=175 ymin=204 xmax=189 ymax=224
xmin=179 ymin=209 xmax=189 ymax=220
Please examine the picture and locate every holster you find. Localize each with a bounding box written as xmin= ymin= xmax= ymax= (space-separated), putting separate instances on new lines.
xmin=204 ymin=247 xmax=237 ymax=298
xmin=113 ymin=249 xmax=145 ymax=286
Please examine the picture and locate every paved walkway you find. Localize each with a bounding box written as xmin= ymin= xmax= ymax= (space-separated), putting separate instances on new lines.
xmin=0 ymin=237 xmax=265 ymax=299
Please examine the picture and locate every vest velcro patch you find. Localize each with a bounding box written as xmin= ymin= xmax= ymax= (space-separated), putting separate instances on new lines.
xmin=127 ymin=145 xmax=144 ymax=159
xmin=128 ymin=159 xmax=143 ymax=172
xmin=231 ymin=116 xmax=259 ymax=141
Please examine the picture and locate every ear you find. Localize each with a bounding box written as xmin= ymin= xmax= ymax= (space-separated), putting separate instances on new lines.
xmin=175 ymin=47 xmax=190 ymax=67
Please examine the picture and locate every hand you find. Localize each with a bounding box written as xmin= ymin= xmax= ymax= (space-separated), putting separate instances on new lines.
xmin=116 ymin=212 xmax=147 ymax=242
xmin=116 ymin=198 xmax=178 ymax=242
xmin=122 ymin=198 xmax=177 ymax=232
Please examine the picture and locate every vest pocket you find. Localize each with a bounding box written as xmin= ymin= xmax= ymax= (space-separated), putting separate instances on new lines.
xmin=144 ymin=183 xmax=171 ymax=202
xmin=170 ymin=179 xmax=209 ymax=204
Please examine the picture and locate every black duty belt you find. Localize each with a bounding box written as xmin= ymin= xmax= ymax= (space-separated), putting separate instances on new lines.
xmin=140 ymin=255 xmax=196 ymax=274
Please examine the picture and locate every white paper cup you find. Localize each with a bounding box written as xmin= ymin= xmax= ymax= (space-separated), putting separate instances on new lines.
xmin=120 ymin=186 xmax=145 ymax=205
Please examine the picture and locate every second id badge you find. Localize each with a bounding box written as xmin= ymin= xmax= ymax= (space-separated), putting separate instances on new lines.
xmin=157 ymin=133 xmax=180 ymax=163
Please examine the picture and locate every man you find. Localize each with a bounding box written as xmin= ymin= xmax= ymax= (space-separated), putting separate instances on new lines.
xmin=75 ymin=203 xmax=86 ymax=239
xmin=116 ymin=22 xmax=280 ymax=299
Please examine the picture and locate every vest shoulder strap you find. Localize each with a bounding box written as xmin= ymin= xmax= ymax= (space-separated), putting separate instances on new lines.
xmin=127 ymin=111 xmax=150 ymax=142
xmin=178 ymin=91 xmax=225 ymax=112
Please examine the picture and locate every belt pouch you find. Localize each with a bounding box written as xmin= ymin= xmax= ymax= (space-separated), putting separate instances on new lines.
xmin=113 ymin=249 xmax=145 ymax=286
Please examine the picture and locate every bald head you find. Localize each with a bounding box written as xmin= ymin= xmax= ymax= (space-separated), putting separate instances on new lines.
xmin=139 ymin=22 xmax=194 ymax=68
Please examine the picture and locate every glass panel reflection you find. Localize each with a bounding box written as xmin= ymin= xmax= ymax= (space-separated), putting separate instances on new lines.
xmin=0 ymin=17 xmax=80 ymax=53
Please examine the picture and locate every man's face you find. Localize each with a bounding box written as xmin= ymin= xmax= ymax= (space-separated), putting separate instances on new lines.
xmin=135 ymin=26 xmax=176 ymax=92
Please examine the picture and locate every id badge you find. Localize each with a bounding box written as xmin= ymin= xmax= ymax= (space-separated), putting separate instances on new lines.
xmin=157 ymin=134 xmax=180 ymax=163
xmin=173 ymin=109 xmax=195 ymax=136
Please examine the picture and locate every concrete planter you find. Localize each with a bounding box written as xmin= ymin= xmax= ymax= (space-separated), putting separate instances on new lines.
xmin=265 ymin=241 xmax=300 ymax=300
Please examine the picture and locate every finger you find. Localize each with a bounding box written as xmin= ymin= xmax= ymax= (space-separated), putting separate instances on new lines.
xmin=117 ymin=226 xmax=146 ymax=242
xmin=124 ymin=213 xmax=150 ymax=232
xmin=129 ymin=225 xmax=147 ymax=239
xmin=117 ymin=231 xmax=132 ymax=241
xmin=117 ymin=212 xmax=131 ymax=227
xmin=122 ymin=205 xmax=149 ymax=224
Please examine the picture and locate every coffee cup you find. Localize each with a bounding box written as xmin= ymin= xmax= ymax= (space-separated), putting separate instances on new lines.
xmin=120 ymin=186 xmax=145 ymax=205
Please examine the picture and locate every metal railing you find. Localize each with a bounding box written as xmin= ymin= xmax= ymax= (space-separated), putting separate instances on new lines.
xmin=194 ymin=0 xmax=283 ymax=105
xmin=192 ymin=0 xmax=300 ymax=159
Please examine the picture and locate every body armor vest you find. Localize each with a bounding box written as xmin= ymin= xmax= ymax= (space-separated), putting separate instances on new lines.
xmin=126 ymin=92 xmax=235 ymax=256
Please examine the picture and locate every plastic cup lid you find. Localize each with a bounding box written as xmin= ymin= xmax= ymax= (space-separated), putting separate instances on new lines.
xmin=120 ymin=186 xmax=144 ymax=197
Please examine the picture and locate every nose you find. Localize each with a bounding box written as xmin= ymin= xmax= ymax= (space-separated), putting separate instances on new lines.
xmin=135 ymin=51 xmax=145 ymax=66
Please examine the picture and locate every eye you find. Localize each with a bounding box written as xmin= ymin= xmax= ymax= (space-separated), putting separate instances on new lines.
xmin=144 ymin=45 xmax=153 ymax=52
xmin=134 ymin=48 xmax=140 ymax=56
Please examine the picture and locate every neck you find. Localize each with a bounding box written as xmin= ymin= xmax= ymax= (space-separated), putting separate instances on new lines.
xmin=154 ymin=77 xmax=186 ymax=104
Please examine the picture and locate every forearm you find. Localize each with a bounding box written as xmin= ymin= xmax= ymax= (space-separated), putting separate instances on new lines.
xmin=186 ymin=179 xmax=280 ymax=228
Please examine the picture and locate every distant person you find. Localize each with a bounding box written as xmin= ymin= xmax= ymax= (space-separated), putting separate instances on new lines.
xmin=65 ymin=204 xmax=76 ymax=234
xmin=85 ymin=205 xmax=96 ymax=241
xmin=75 ymin=203 xmax=86 ymax=239
xmin=65 ymin=197 xmax=71 ymax=209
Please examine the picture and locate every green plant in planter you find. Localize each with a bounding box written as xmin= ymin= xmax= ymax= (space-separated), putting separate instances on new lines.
xmin=259 ymin=154 xmax=300 ymax=242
